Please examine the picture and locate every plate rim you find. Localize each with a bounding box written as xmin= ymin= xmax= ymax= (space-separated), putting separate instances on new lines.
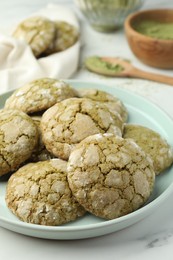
xmin=0 ymin=79 xmax=173 ymax=238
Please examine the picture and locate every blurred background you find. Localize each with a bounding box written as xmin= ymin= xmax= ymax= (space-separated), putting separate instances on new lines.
xmin=0 ymin=0 xmax=172 ymax=81
xmin=0 ymin=0 xmax=172 ymax=28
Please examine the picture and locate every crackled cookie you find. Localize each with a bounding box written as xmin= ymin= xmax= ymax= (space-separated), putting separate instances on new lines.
xmin=67 ymin=133 xmax=155 ymax=220
xmin=6 ymin=159 xmax=85 ymax=226
xmin=13 ymin=16 xmax=56 ymax=57
xmin=0 ymin=109 xmax=38 ymax=177
xmin=77 ymin=88 xmax=128 ymax=122
xmin=5 ymin=78 xmax=77 ymax=114
xmin=41 ymin=98 xmax=124 ymax=160
xmin=44 ymin=21 xmax=79 ymax=55
xmin=29 ymin=117 xmax=54 ymax=162
xmin=123 ymin=124 xmax=173 ymax=175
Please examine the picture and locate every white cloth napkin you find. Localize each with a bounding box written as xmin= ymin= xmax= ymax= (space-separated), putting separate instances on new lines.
xmin=0 ymin=4 xmax=80 ymax=94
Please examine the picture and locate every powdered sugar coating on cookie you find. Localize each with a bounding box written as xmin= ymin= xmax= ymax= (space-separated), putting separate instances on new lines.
xmin=5 ymin=78 xmax=77 ymax=114
xmin=41 ymin=98 xmax=124 ymax=160
xmin=0 ymin=109 xmax=38 ymax=176
xmin=6 ymin=159 xmax=85 ymax=226
xmin=13 ymin=16 xmax=56 ymax=57
xmin=44 ymin=21 xmax=79 ymax=55
xmin=67 ymin=133 xmax=155 ymax=220
xmin=77 ymin=88 xmax=128 ymax=122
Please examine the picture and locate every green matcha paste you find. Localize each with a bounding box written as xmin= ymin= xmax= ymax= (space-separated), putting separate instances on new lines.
xmin=85 ymin=56 xmax=124 ymax=74
xmin=134 ymin=20 xmax=173 ymax=40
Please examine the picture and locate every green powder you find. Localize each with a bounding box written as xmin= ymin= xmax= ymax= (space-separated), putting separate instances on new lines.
xmin=134 ymin=20 xmax=173 ymax=40
xmin=85 ymin=56 xmax=124 ymax=74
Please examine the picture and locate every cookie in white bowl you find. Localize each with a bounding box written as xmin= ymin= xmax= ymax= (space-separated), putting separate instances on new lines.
xmin=44 ymin=21 xmax=79 ymax=55
xmin=13 ymin=16 xmax=56 ymax=57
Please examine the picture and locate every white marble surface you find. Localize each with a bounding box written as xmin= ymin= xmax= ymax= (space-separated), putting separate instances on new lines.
xmin=0 ymin=0 xmax=173 ymax=259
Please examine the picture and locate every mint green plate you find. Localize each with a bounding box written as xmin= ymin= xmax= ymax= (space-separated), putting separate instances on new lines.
xmin=0 ymin=80 xmax=173 ymax=240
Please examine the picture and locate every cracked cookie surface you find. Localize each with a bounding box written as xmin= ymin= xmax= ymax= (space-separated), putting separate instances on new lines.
xmin=41 ymin=98 xmax=124 ymax=160
xmin=77 ymin=88 xmax=128 ymax=122
xmin=0 ymin=109 xmax=38 ymax=176
xmin=44 ymin=21 xmax=79 ymax=55
xmin=5 ymin=159 xmax=85 ymax=226
xmin=5 ymin=78 xmax=77 ymax=114
xmin=13 ymin=16 xmax=56 ymax=57
xmin=123 ymin=124 xmax=173 ymax=175
xmin=67 ymin=133 xmax=155 ymax=220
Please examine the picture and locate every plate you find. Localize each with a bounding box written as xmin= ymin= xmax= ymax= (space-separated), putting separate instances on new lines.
xmin=0 ymin=80 xmax=173 ymax=240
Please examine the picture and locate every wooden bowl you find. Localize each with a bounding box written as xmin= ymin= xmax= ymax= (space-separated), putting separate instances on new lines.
xmin=124 ymin=9 xmax=173 ymax=69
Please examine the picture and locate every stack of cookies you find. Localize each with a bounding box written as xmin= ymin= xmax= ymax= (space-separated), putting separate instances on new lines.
xmin=12 ymin=16 xmax=79 ymax=58
xmin=1 ymin=77 xmax=172 ymax=226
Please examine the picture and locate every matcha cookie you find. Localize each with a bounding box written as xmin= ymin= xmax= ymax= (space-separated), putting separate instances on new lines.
xmin=123 ymin=124 xmax=173 ymax=175
xmin=0 ymin=109 xmax=38 ymax=177
xmin=76 ymin=88 xmax=128 ymax=122
xmin=44 ymin=21 xmax=79 ymax=55
xmin=6 ymin=159 xmax=85 ymax=226
xmin=13 ymin=16 xmax=56 ymax=57
xmin=67 ymin=133 xmax=155 ymax=220
xmin=5 ymin=78 xmax=77 ymax=114
xmin=41 ymin=98 xmax=124 ymax=160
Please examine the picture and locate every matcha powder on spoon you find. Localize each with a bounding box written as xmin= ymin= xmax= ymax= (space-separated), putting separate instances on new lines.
xmin=85 ymin=56 xmax=124 ymax=75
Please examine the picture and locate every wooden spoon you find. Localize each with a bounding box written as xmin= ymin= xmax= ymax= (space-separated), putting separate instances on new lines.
xmin=85 ymin=56 xmax=173 ymax=86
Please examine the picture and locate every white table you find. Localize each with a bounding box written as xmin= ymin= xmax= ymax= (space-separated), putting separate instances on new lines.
xmin=1 ymin=1 xmax=173 ymax=260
